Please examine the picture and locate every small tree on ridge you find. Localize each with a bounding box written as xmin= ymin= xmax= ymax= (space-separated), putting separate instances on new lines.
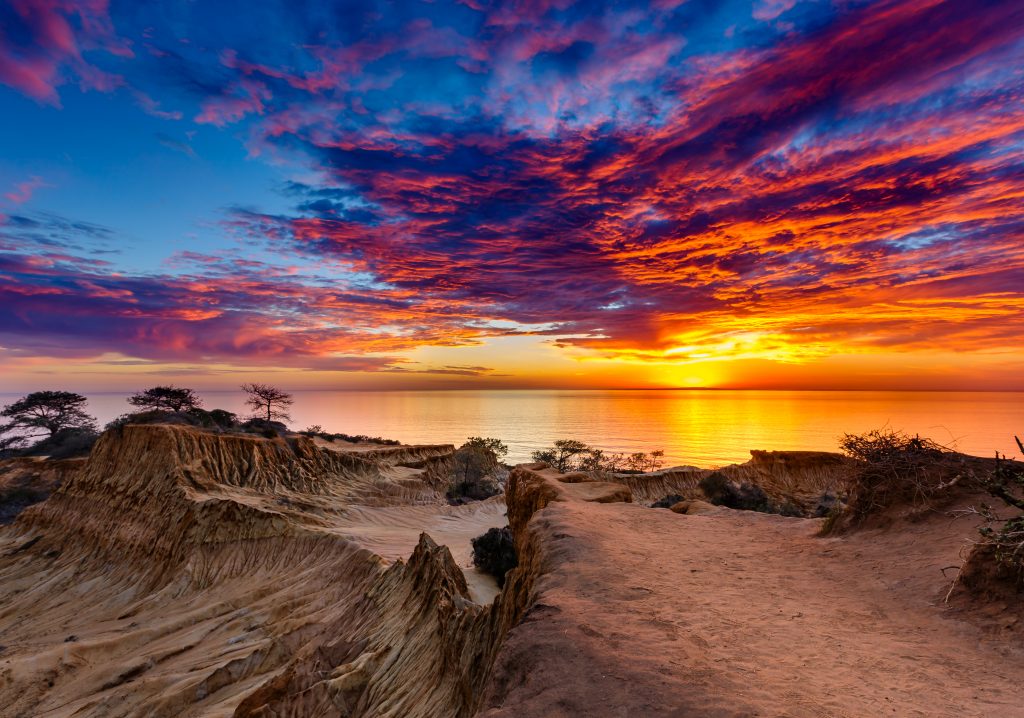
xmin=241 ymin=383 xmax=294 ymax=423
xmin=128 ymin=386 xmax=203 ymax=413
xmin=532 ymin=439 xmax=590 ymax=472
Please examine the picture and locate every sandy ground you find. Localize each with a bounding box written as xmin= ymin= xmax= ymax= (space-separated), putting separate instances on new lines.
xmin=484 ymin=496 xmax=1024 ymax=717
xmin=331 ymin=499 xmax=507 ymax=602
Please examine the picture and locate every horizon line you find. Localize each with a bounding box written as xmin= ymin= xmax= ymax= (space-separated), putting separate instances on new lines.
xmin=3 ymin=387 xmax=1023 ymax=395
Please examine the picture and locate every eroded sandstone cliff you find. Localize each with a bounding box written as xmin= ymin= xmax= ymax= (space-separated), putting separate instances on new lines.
xmin=0 ymin=425 xmax=502 ymax=716
xmin=2 ymin=426 xmax=1022 ymax=717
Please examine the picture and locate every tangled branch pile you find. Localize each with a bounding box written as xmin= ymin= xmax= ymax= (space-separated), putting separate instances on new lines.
xmin=839 ymin=429 xmax=968 ymax=522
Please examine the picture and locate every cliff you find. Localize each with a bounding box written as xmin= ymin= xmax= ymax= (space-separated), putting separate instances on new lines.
xmin=609 ymin=449 xmax=854 ymax=509
xmin=0 ymin=425 xmax=492 ymax=716
xmin=1 ymin=425 xmax=1021 ymax=717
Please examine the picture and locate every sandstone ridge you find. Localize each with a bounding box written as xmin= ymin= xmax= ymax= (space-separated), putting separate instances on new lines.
xmin=2 ymin=426 xmax=1023 ymax=717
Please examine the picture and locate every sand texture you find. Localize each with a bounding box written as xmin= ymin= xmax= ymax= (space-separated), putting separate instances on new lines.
xmin=1 ymin=426 xmax=1021 ymax=717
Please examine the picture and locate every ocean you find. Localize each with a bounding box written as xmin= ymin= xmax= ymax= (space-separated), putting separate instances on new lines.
xmin=69 ymin=389 xmax=1023 ymax=468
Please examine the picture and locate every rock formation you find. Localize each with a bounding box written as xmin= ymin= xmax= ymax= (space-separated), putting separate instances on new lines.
xmin=1 ymin=425 xmax=1022 ymax=717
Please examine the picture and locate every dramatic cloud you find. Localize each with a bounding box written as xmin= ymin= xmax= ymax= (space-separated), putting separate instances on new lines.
xmin=0 ymin=0 xmax=128 ymax=104
xmin=2 ymin=0 xmax=1023 ymax=386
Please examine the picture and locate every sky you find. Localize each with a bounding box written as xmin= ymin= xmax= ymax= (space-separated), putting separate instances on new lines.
xmin=1 ymin=0 xmax=1023 ymax=392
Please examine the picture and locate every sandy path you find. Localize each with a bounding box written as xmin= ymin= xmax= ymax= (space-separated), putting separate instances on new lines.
xmin=484 ymin=500 xmax=1024 ymax=717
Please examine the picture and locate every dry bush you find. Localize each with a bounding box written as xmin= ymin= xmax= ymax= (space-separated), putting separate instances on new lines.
xmin=472 ymin=527 xmax=518 ymax=587
xmin=970 ymin=437 xmax=1024 ymax=589
xmin=839 ymin=428 xmax=969 ymax=523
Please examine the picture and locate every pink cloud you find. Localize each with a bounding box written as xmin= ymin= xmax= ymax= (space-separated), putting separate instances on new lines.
xmin=0 ymin=0 xmax=126 ymax=105
xmin=4 ymin=176 xmax=50 ymax=205
xmin=195 ymin=78 xmax=272 ymax=126
xmin=753 ymin=0 xmax=797 ymax=22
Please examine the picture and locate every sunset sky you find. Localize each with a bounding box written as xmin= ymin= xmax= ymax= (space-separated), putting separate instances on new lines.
xmin=1 ymin=0 xmax=1023 ymax=392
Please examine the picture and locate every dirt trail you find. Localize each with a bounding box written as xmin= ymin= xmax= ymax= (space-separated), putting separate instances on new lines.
xmin=483 ymin=496 xmax=1024 ymax=717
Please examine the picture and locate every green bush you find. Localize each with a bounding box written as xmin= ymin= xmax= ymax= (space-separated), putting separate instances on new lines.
xmin=447 ymin=439 xmax=503 ymax=503
xmin=300 ymin=428 xmax=401 ymax=445
xmin=20 ymin=428 xmax=99 ymax=459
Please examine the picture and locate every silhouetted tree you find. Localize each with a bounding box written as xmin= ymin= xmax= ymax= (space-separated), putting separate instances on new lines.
xmin=532 ymin=440 xmax=665 ymax=475
xmin=0 ymin=391 xmax=97 ymax=450
xmin=625 ymin=452 xmax=648 ymax=472
xmin=241 ymin=383 xmax=293 ymax=422
xmin=127 ymin=386 xmax=202 ymax=413
xmin=648 ymin=450 xmax=666 ymax=471
xmin=532 ymin=439 xmax=589 ymax=472
xmin=463 ymin=436 xmax=508 ymax=460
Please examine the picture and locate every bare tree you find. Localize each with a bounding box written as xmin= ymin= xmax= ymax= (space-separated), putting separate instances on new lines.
xmin=128 ymin=386 xmax=202 ymax=413
xmin=241 ymin=383 xmax=294 ymax=423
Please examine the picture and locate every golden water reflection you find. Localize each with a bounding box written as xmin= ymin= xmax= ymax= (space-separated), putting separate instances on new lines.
xmin=78 ymin=389 xmax=1024 ymax=468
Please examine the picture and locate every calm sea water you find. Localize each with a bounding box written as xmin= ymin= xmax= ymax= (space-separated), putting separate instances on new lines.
xmin=59 ymin=389 xmax=1024 ymax=468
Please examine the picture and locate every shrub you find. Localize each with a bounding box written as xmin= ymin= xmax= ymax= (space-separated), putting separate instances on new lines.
xmin=447 ymin=478 xmax=501 ymax=503
xmin=971 ymin=437 xmax=1024 ymax=588
xmin=472 ymin=527 xmax=518 ymax=587
xmin=20 ymin=427 xmax=99 ymax=459
xmin=698 ymin=471 xmax=800 ymax=515
xmin=839 ymin=428 xmax=966 ymax=521
xmin=698 ymin=471 xmax=730 ymax=501
xmin=183 ymin=407 xmax=237 ymax=429
xmin=446 ymin=439 xmax=504 ymax=503
xmin=776 ymin=500 xmax=804 ymax=518
xmin=812 ymin=490 xmax=845 ymax=518
xmin=0 ymin=485 xmax=50 ymax=525
xmin=241 ymin=418 xmax=288 ymax=438
xmin=299 ymin=428 xmax=401 ymax=445
xmin=105 ymin=407 xmax=240 ymax=435
xmin=201 ymin=408 xmax=239 ymax=429
xmin=532 ymin=439 xmax=665 ymax=475
xmin=651 ymin=494 xmax=684 ymax=509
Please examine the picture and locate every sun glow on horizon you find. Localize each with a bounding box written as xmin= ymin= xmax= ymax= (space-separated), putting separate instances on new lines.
xmin=0 ymin=0 xmax=1022 ymax=391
